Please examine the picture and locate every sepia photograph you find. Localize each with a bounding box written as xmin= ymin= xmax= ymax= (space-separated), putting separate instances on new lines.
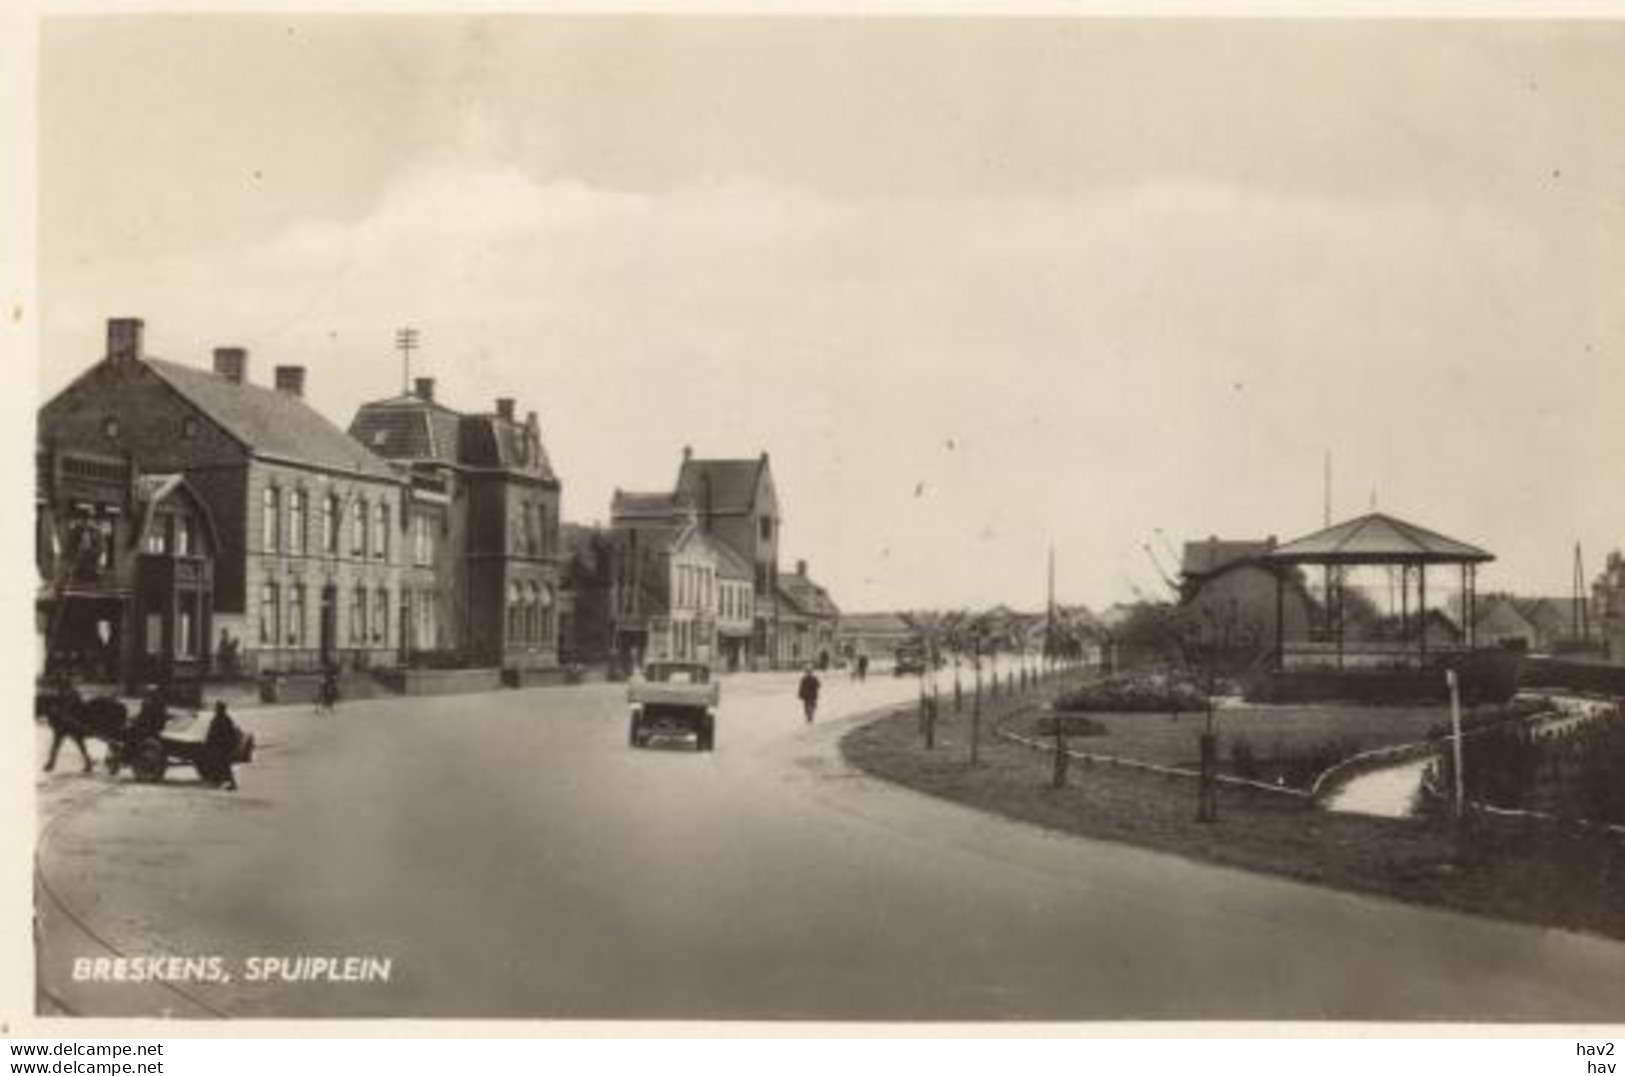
xmin=16 ymin=9 xmax=1625 ymax=1026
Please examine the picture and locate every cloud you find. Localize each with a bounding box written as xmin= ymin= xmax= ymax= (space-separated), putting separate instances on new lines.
xmin=42 ymin=161 xmax=1618 ymax=608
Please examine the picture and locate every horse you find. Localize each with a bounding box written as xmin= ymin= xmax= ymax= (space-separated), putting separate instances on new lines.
xmin=36 ymin=690 xmax=128 ymax=773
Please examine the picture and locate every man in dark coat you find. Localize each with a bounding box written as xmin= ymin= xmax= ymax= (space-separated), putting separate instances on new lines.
xmin=798 ymin=666 xmax=821 ymax=723
xmin=199 ymin=701 xmax=240 ymax=791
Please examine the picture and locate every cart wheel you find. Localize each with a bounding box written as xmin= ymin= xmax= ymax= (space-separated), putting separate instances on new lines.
xmin=131 ymin=738 xmax=167 ymax=783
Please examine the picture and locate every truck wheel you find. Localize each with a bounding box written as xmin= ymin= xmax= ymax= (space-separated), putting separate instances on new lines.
xmin=131 ymin=739 xmax=167 ymax=783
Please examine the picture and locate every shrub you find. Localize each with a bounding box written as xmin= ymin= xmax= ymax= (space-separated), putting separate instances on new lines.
xmin=1032 ymin=714 xmax=1107 ymax=737
xmin=1053 ymin=673 xmax=1209 ymax=714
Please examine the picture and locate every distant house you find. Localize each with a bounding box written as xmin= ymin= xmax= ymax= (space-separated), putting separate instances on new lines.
xmin=1178 ymin=535 xmax=1313 ymax=658
xmin=837 ymin=611 xmax=914 ymax=663
xmin=1474 ymin=595 xmax=1539 ymax=650
xmin=775 ymin=560 xmax=841 ymax=668
xmin=1510 ymin=596 xmax=1580 ymax=653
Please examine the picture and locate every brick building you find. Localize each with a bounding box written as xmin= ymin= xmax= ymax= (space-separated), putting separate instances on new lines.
xmin=39 ymin=318 xmax=408 ymax=682
xmin=349 ymin=378 xmax=565 ymax=680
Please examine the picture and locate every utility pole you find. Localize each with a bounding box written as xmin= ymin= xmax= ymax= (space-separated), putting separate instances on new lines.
xmin=394 ymin=327 xmax=420 ymax=394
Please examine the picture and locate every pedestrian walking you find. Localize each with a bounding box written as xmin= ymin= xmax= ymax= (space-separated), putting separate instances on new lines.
xmin=199 ymin=701 xmax=240 ymax=791
xmin=798 ymin=666 xmax=822 ymax=723
xmin=316 ymin=663 xmax=340 ymax=715
xmin=857 ymin=654 xmax=869 ymax=682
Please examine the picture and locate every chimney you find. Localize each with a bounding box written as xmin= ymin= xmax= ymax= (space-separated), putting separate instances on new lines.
xmin=496 ymin=397 xmax=515 ymax=421
xmin=683 ymin=445 xmax=693 ymax=462
xmin=107 ymin=318 xmax=144 ymax=364
xmin=414 ymin=376 xmax=435 ymax=402
xmin=274 ymin=365 xmax=306 ymax=398
xmin=213 ymin=347 xmax=247 ymax=384
xmin=796 ymin=559 xmax=808 ymax=578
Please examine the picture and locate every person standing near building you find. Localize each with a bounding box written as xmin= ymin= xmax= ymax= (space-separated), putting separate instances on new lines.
xmin=798 ymin=665 xmax=821 ymax=723
xmin=199 ymin=701 xmax=240 ymax=791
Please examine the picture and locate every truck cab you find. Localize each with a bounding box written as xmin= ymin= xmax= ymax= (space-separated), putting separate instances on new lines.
xmin=627 ymin=662 xmax=720 ymax=751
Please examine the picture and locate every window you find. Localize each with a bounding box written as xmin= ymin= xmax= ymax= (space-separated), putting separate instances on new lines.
xmin=146 ymin=612 xmax=164 ymax=656
xmin=263 ymin=487 xmax=280 ymax=551
xmin=260 ymin=582 xmax=280 ymax=646
xmin=146 ymin=516 xmax=169 ymax=555
xmin=507 ymin=583 xmax=522 ymax=643
xmin=175 ymin=515 xmax=192 ymax=556
xmin=288 ymin=490 xmax=306 ymax=555
xmin=287 ymin=584 xmax=305 ymax=648
xmin=352 ymin=499 xmax=367 ymax=557
xmin=181 ymin=417 xmax=200 ymax=440
xmin=540 ymin=584 xmax=554 ymax=642
xmin=102 ymin=416 xmax=120 ymax=439
xmin=373 ymin=588 xmax=388 ymax=646
xmin=417 ymin=589 xmax=436 ymax=650
xmin=350 ymin=587 xmax=367 ymax=645
xmin=324 ymin=494 xmax=341 ymax=555
xmin=373 ymin=502 xmax=388 ymax=560
xmin=413 ymin=513 xmax=434 ymax=566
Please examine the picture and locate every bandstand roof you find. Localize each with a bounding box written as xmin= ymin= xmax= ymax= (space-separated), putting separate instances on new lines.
xmin=1267 ymin=512 xmax=1493 ymax=566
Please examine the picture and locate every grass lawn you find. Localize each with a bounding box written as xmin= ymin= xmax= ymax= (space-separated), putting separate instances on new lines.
xmin=1029 ymin=702 xmax=1474 ymax=788
xmin=842 ymin=701 xmax=1625 ymax=942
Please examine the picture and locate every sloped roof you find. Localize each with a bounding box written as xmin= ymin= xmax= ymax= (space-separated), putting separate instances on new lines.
xmin=778 ymin=572 xmax=840 ymax=619
xmin=708 ymin=535 xmax=754 ymax=580
xmin=839 ymin=612 xmax=913 ymax=636
xmin=348 ymin=395 xmax=462 ymax=463
xmin=1269 ymin=512 xmax=1493 ymax=565
xmin=676 ymin=457 xmax=766 ymax=514
xmin=147 ymin=358 xmax=398 ymax=479
xmin=1182 ymin=538 xmax=1275 ymax=578
xmin=1512 ymin=597 xmax=1573 ymax=629
xmin=459 ymin=413 xmax=557 ymax=481
xmin=611 ymin=490 xmax=691 ymax=522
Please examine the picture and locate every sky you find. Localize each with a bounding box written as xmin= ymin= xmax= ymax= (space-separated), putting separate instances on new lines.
xmin=36 ymin=16 xmax=1625 ymax=613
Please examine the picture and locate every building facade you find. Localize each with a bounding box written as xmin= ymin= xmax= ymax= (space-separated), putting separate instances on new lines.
xmin=36 ymin=448 xmax=222 ymax=690
xmin=674 ymin=450 xmax=782 ymax=666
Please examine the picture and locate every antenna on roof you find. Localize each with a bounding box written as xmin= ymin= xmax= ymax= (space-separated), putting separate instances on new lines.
xmin=394 ymin=327 xmax=420 ymax=394
xmin=1323 ymin=449 xmax=1332 ymax=527
xmin=1574 ymin=541 xmax=1590 ymax=642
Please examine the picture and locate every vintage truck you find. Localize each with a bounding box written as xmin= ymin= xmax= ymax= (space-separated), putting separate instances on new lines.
xmin=627 ymin=662 xmax=719 ymax=751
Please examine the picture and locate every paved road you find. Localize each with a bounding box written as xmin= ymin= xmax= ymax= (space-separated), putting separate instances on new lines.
xmin=35 ymin=673 xmax=1625 ymax=1021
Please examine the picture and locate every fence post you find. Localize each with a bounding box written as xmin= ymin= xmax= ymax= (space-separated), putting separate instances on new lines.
xmin=1052 ymin=714 xmax=1069 ymax=789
